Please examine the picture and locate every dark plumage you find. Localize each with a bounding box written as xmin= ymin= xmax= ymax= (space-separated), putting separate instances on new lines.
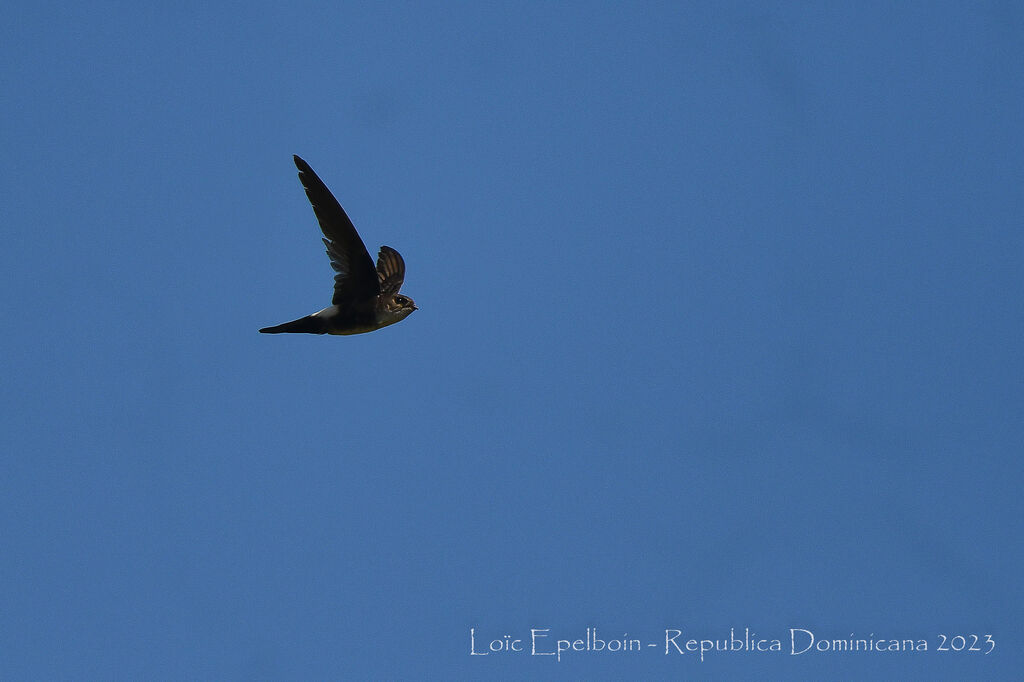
xmin=260 ymin=156 xmax=417 ymax=335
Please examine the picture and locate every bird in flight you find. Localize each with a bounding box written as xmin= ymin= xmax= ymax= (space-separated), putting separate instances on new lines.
xmin=260 ymin=155 xmax=417 ymax=335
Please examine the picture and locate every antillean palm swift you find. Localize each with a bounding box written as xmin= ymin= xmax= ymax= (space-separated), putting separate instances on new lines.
xmin=260 ymin=155 xmax=417 ymax=335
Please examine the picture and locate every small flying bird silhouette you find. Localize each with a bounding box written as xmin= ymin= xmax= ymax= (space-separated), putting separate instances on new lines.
xmin=260 ymin=155 xmax=417 ymax=335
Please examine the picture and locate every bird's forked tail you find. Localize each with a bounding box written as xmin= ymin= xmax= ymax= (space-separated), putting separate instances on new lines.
xmin=258 ymin=315 xmax=327 ymax=334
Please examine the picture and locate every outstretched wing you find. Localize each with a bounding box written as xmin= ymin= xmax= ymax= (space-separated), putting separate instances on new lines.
xmin=376 ymin=246 xmax=405 ymax=297
xmin=293 ymin=155 xmax=380 ymax=306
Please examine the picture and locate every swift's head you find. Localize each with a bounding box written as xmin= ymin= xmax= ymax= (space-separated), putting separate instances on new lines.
xmin=381 ymin=293 xmax=417 ymax=326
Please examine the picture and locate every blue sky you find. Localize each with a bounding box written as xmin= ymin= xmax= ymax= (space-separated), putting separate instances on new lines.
xmin=2 ymin=2 xmax=1021 ymax=679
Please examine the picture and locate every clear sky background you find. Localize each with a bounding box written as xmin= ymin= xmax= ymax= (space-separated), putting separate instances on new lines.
xmin=2 ymin=2 xmax=1021 ymax=679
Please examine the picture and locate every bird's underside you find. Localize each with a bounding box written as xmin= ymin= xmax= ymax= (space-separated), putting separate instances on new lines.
xmin=259 ymin=155 xmax=416 ymax=335
xmin=259 ymin=304 xmax=390 ymax=335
